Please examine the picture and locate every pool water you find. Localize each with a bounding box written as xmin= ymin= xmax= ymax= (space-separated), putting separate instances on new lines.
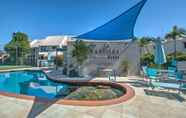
xmin=0 ymin=70 xmax=125 ymax=100
xmin=0 ymin=71 xmax=67 ymax=99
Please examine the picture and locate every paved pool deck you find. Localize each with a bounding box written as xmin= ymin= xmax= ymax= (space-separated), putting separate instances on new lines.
xmin=0 ymin=76 xmax=186 ymax=118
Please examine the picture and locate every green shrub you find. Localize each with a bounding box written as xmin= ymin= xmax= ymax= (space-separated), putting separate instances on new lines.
xmin=119 ymin=59 xmax=129 ymax=76
xmin=140 ymin=53 xmax=154 ymax=67
xmin=140 ymin=52 xmax=186 ymax=68
xmin=54 ymin=55 xmax=64 ymax=67
xmin=167 ymin=52 xmax=186 ymax=61
xmin=121 ymin=60 xmax=129 ymax=71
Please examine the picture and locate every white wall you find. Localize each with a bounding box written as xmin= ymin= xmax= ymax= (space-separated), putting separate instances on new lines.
xmin=164 ymin=38 xmax=186 ymax=54
xmin=66 ymin=40 xmax=141 ymax=76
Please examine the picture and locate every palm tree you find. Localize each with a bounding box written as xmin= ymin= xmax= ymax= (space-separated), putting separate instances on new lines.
xmin=165 ymin=25 xmax=186 ymax=59
xmin=72 ymin=40 xmax=90 ymax=75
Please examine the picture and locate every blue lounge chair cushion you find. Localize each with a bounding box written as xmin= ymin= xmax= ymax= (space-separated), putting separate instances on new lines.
xmin=181 ymin=84 xmax=186 ymax=90
xmin=147 ymin=68 xmax=158 ymax=80
xmin=152 ymin=81 xmax=180 ymax=89
xmin=148 ymin=76 xmax=158 ymax=79
xmin=168 ymin=67 xmax=176 ymax=71
xmin=176 ymin=71 xmax=184 ymax=80
xmin=170 ymin=59 xmax=177 ymax=67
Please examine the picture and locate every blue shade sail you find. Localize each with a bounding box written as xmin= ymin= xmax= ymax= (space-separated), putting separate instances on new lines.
xmin=75 ymin=0 xmax=147 ymax=41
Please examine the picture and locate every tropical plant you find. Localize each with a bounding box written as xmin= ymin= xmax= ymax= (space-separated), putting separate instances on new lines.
xmin=4 ymin=32 xmax=30 ymax=65
xmin=72 ymin=40 xmax=90 ymax=75
xmin=119 ymin=59 xmax=129 ymax=76
xmin=54 ymin=55 xmax=64 ymax=67
xmin=140 ymin=53 xmax=154 ymax=67
xmin=137 ymin=37 xmax=152 ymax=48
xmin=167 ymin=52 xmax=186 ymax=63
xmin=165 ymin=25 xmax=186 ymax=59
xmin=137 ymin=37 xmax=153 ymax=66
xmin=140 ymin=52 xmax=186 ymax=69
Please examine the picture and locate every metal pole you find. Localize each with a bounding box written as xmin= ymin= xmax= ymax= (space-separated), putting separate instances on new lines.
xmin=174 ymin=38 xmax=177 ymax=59
xmin=16 ymin=46 xmax=18 ymax=65
xmin=56 ymin=48 xmax=58 ymax=70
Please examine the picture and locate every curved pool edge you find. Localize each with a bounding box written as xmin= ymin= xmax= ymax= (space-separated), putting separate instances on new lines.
xmin=0 ymin=82 xmax=135 ymax=106
xmin=47 ymin=76 xmax=135 ymax=106
xmin=0 ymin=70 xmax=135 ymax=106
xmin=57 ymin=83 xmax=135 ymax=106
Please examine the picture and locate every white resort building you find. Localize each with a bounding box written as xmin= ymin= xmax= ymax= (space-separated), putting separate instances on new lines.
xmin=0 ymin=50 xmax=8 ymax=65
xmin=29 ymin=36 xmax=69 ymax=67
xmin=29 ymin=35 xmax=140 ymax=75
xmin=29 ymin=35 xmax=186 ymax=76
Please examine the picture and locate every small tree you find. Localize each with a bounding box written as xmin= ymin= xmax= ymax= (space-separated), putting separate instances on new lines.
xmin=137 ymin=37 xmax=152 ymax=67
xmin=140 ymin=53 xmax=154 ymax=67
xmin=72 ymin=40 xmax=90 ymax=75
xmin=167 ymin=52 xmax=186 ymax=63
xmin=4 ymin=32 xmax=30 ymax=65
xmin=54 ymin=55 xmax=64 ymax=67
xmin=119 ymin=59 xmax=129 ymax=76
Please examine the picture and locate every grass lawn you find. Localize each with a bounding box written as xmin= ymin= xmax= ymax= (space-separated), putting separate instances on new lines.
xmin=0 ymin=65 xmax=32 ymax=71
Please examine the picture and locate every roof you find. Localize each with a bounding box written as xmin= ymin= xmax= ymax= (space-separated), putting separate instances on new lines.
xmin=30 ymin=36 xmax=69 ymax=48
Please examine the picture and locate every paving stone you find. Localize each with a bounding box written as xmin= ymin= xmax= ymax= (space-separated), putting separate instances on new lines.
xmin=0 ymin=76 xmax=186 ymax=118
xmin=102 ymin=109 xmax=122 ymax=118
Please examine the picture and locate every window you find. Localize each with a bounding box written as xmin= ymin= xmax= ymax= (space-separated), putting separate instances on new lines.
xmin=108 ymin=56 xmax=110 ymax=59
xmin=184 ymin=42 xmax=186 ymax=48
xmin=99 ymin=49 xmax=102 ymax=54
xmin=40 ymin=47 xmax=46 ymax=52
xmin=117 ymin=50 xmax=119 ymax=54
xmin=95 ymin=50 xmax=97 ymax=54
xmin=112 ymin=49 xmax=115 ymax=54
xmin=108 ymin=49 xmax=111 ymax=54
xmin=39 ymin=55 xmax=45 ymax=60
xmin=90 ymin=49 xmax=93 ymax=53
xmin=52 ymin=46 xmax=56 ymax=50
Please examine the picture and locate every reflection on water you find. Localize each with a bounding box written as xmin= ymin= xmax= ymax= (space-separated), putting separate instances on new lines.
xmin=0 ymin=71 xmax=125 ymax=100
xmin=0 ymin=71 xmax=68 ymax=99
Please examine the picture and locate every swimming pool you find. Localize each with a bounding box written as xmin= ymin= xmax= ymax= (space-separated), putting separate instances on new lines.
xmin=0 ymin=70 xmax=134 ymax=106
xmin=0 ymin=70 xmax=68 ymax=99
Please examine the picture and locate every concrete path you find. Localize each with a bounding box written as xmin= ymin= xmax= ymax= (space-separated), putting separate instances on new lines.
xmin=0 ymin=76 xmax=186 ymax=118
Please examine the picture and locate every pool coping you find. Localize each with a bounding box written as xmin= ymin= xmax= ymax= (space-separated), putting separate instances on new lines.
xmin=0 ymin=70 xmax=135 ymax=106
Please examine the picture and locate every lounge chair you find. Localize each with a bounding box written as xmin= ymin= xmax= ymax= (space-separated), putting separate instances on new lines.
xmin=167 ymin=66 xmax=176 ymax=80
xmin=151 ymin=81 xmax=186 ymax=92
xmin=149 ymin=70 xmax=186 ymax=93
xmin=151 ymin=81 xmax=180 ymax=90
xmin=170 ymin=59 xmax=177 ymax=67
xmin=177 ymin=61 xmax=186 ymax=73
xmin=146 ymin=68 xmax=159 ymax=80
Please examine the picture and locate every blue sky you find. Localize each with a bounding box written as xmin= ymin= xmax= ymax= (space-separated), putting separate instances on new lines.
xmin=0 ymin=0 xmax=186 ymax=48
